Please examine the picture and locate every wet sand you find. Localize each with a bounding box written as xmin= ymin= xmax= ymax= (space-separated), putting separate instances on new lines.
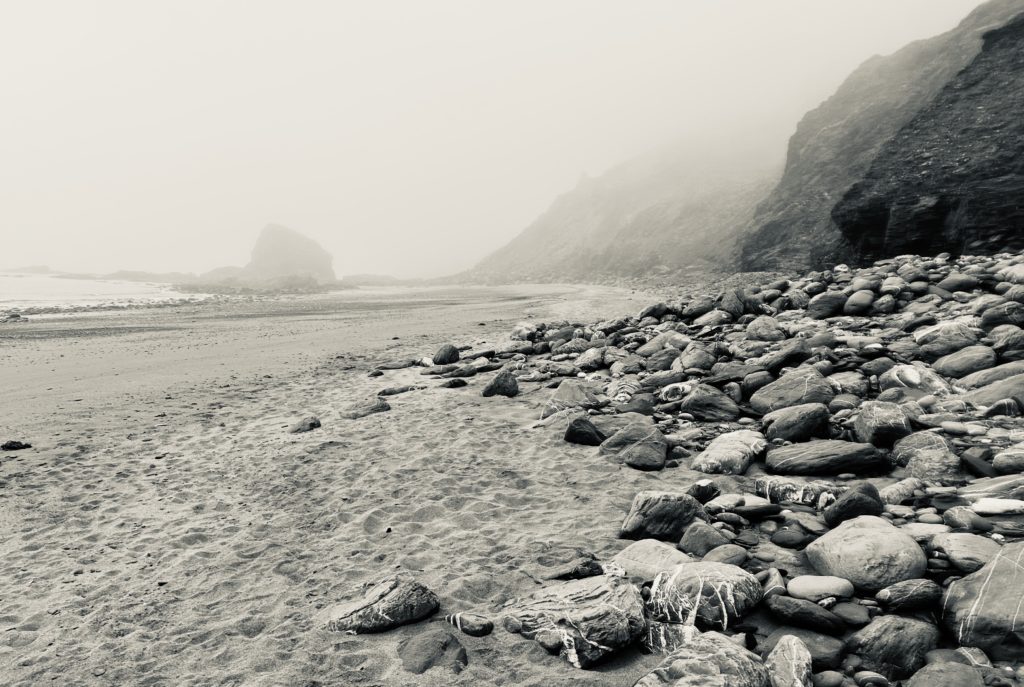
xmin=0 ymin=283 xmax=683 ymax=687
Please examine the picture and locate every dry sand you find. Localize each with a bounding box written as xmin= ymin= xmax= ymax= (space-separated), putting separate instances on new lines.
xmin=0 ymin=284 xmax=695 ymax=686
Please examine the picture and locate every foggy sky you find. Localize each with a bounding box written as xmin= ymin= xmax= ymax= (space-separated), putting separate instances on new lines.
xmin=0 ymin=1 xmax=985 ymax=278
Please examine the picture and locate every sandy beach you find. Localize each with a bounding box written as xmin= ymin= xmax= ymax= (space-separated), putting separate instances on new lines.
xmin=0 ymin=284 xmax=677 ymax=687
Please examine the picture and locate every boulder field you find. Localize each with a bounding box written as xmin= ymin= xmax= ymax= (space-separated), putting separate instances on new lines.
xmin=318 ymin=249 xmax=1024 ymax=686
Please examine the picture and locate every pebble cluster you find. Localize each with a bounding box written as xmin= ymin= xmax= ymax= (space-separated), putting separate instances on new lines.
xmin=322 ymin=250 xmax=1024 ymax=686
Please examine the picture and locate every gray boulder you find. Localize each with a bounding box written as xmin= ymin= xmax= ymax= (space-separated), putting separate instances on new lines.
xmin=766 ymin=440 xmax=884 ymax=476
xmin=633 ymin=631 xmax=768 ymax=687
xmin=846 ymin=615 xmax=938 ymax=679
xmin=751 ymin=368 xmax=835 ymax=414
xmin=647 ymin=562 xmax=762 ymax=629
xmin=804 ymin=516 xmax=927 ymax=592
xmin=620 ymin=491 xmax=706 ymax=541
xmin=691 ymin=430 xmax=767 ymax=475
xmin=762 ymin=403 xmax=830 ymax=443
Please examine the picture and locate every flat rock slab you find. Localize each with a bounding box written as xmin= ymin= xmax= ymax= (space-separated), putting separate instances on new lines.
xmin=766 ymin=440 xmax=884 ymax=476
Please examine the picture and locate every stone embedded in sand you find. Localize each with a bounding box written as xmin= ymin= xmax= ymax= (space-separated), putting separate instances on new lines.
xmin=443 ymin=612 xmax=494 ymax=637
xmin=765 ymin=634 xmax=813 ymax=687
xmin=608 ymin=539 xmax=693 ymax=581
xmin=398 ymin=626 xmax=468 ymax=674
xmin=761 ymin=403 xmax=830 ymax=443
xmin=341 ymin=396 xmax=391 ymax=419
xmin=632 ymin=631 xmax=769 ymax=687
xmin=804 ymin=516 xmax=926 ymax=592
xmin=481 ymin=368 xmax=519 ymax=397
xmin=502 ymin=574 xmax=645 ymax=668
xmin=942 ymin=541 xmax=1024 ymax=660
xmin=320 ymin=575 xmax=439 ymax=633
xmin=1 ymin=440 xmax=31 ymax=451
xmin=564 ymin=417 xmax=606 ymax=446
xmin=432 ymin=343 xmax=460 ymax=365
xmin=543 ymin=378 xmax=606 ymax=418
xmin=846 ymin=615 xmax=938 ymax=679
xmin=288 ymin=416 xmax=321 ymax=433
xmin=620 ymin=491 xmax=706 ymax=542
xmin=750 ymin=367 xmax=835 ymax=415
xmin=765 ymin=440 xmax=884 ymax=476
xmin=690 ymin=429 xmax=767 ymax=475
xmin=647 ymin=562 xmax=762 ymax=629
xmin=853 ymin=401 xmax=912 ymax=447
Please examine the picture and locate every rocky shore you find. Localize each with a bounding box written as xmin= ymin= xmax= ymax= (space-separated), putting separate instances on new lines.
xmin=340 ymin=250 xmax=1024 ymax=686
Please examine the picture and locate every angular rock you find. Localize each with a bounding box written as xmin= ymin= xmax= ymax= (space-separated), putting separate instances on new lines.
xmin=761 ymin=627 xmax=843 ymax=672
xmin=648 ymin=562 xmax=762 ymax=629
xmin=564 ymin=417 xmax=607 ymax=446
xmin=691 ymin=430 xmax=767 ymax=475
xmin=822 ymin=486 xmax=883 ymax=528
xmin=320 ymin=575 xmax=439 ymax=633
xmin=621 ymin=491 xmax=706 ymax=542
xmin=482 ymin=369 xmax=519 ymax=397
xmin=846 ymin=615 xmax=938 ymax=679
xmin=503 ymin=575 xmax=645 ymax=668
xmin=766 ymin=440 xmax=884 ymax=476
xmin=600 ymin=424 xmax=668 ymax=471
xmin=942 ymin=542 xmax=1024 ymax=659
xmin=804 ymin=516 xmax=927 ymax=592
xmin=765 ymin=634 xmax=813 ymax=687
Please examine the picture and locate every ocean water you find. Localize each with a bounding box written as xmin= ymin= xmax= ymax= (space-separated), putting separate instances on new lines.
xmin=0 ymin=273 xmax=210 ymax=312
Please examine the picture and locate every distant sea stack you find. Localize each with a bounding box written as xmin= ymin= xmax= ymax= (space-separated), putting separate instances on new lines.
xmin=241 ymin=224 xmax=335 ymax=284
xmin=741 ymin=0 xmax=1024 ymax=270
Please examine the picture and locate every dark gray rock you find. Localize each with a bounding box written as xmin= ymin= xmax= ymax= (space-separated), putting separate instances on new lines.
xmin=432 ymin=344 xmax=460 ymax=365
xmin=762 ymin=403 xmax=831 ymax=443
xmin=847 ymin=615 xmax=939 ymax=679
xmin=853 ymin=401 xmax=912 ymax=447
xmin=751 ymin=368 xmax=835 ymax=415
xmin=398 ymin=626 xmax=467 ymax=674
xmin=482 ymin=369 xmax=519 ymax=397
xmin=564 ymin=417 xmax=606 ymax=446
xmin=679 ymin=384 xmax=741 ymax=422
xmin=764 ymin=594 xmax=845 ymax=636
xmin=766 ymin=440 xmax=884 ymax=476
xmin=620 ymin=491 xmax=706 ymax=542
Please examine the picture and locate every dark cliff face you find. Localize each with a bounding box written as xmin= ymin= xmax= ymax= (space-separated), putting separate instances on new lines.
xmin=465 ymin=144 xmax=778 ymax=283
xmin=243 ymin=224 xmax=335 ymax=284
xmin=832 ymin=13 xmax=1024 ymax=263
xmin=740 ymin=0 xmax=1024 ymax=270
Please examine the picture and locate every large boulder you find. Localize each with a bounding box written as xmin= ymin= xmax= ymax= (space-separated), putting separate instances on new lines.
xmin=647 ymin=562 xmax=762 ymax=629
xmin=319 ymin=575 xmax=439 ymax=633
xmin=933 ymin=345 xmax=997 ymax=378
xmin=503 ymin=575 xmax=645 ymax=668
xmin=846 ymin=615 xmax=939 ymax=679
xmin=765 ymin=440 xmax=885 ymax=476
xmin=691 ymin=430 xmax=767 ymax=475
xmin=804 ymin=516 xmax=927 ymax=592
xmin=633 ymin=631 xmax=769 ymax=687
xmin=964 ymin=372 xmax=1024 ymax=406
xmin=751 ymin=368 xmax=835 ymax=414
xmin=942 ymin=541 xmax=1024 ymax=659
xmin=929 ymin=532 xmax=1001 ymax=574
xmin=242 ymin=223 xmax=335 ymax=284
xmin=621 ymin=492 xmax=707 ymax=541
xmin=482 ymin=369 xmax=519 ymax=397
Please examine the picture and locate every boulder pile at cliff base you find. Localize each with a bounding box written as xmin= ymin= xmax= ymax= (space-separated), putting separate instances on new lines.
xmin=325 ymin=250 xmax=1024 ymax=686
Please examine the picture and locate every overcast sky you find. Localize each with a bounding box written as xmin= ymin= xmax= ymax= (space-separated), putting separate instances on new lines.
xmin=0 ymin=1 xmax=985 ymax=278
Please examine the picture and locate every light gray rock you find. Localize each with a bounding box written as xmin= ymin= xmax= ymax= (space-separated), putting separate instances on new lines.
xmin=766 ymin=440 xmax=884 ymax=476
xmin=804 ymin=516 xmax=927 ymax=592
xmin=751 ymin=368 xmax=835 ymax=415
xmin=320 ymin=575 xmax=439 ymax=633
xmin=609 ymin=539 xmax=693 ymax=582
xmin=647 ymin=562 xmax=762 ymax=629
xmin=765 ymin=634 xmax=813 ymax=687
xmin=691 ymin=430 xmax=767 ymax=475
xmin=633 ymin=631 xmax=769 ymax=687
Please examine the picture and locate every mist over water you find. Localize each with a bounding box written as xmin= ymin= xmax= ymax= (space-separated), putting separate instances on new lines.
xmin=0 ymin=1 xmax=985 ymax=278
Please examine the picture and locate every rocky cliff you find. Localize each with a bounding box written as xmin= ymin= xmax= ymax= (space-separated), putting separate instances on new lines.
xmin=241 ymin=224 xmax=335 ymax=285
xmin=466 ymin=145 xmax=777 ymax=283
xmin=741 ymin=0 xmax=1024 ymax=270
xmin=832 ymin=12 xmax=1024 ymax=262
